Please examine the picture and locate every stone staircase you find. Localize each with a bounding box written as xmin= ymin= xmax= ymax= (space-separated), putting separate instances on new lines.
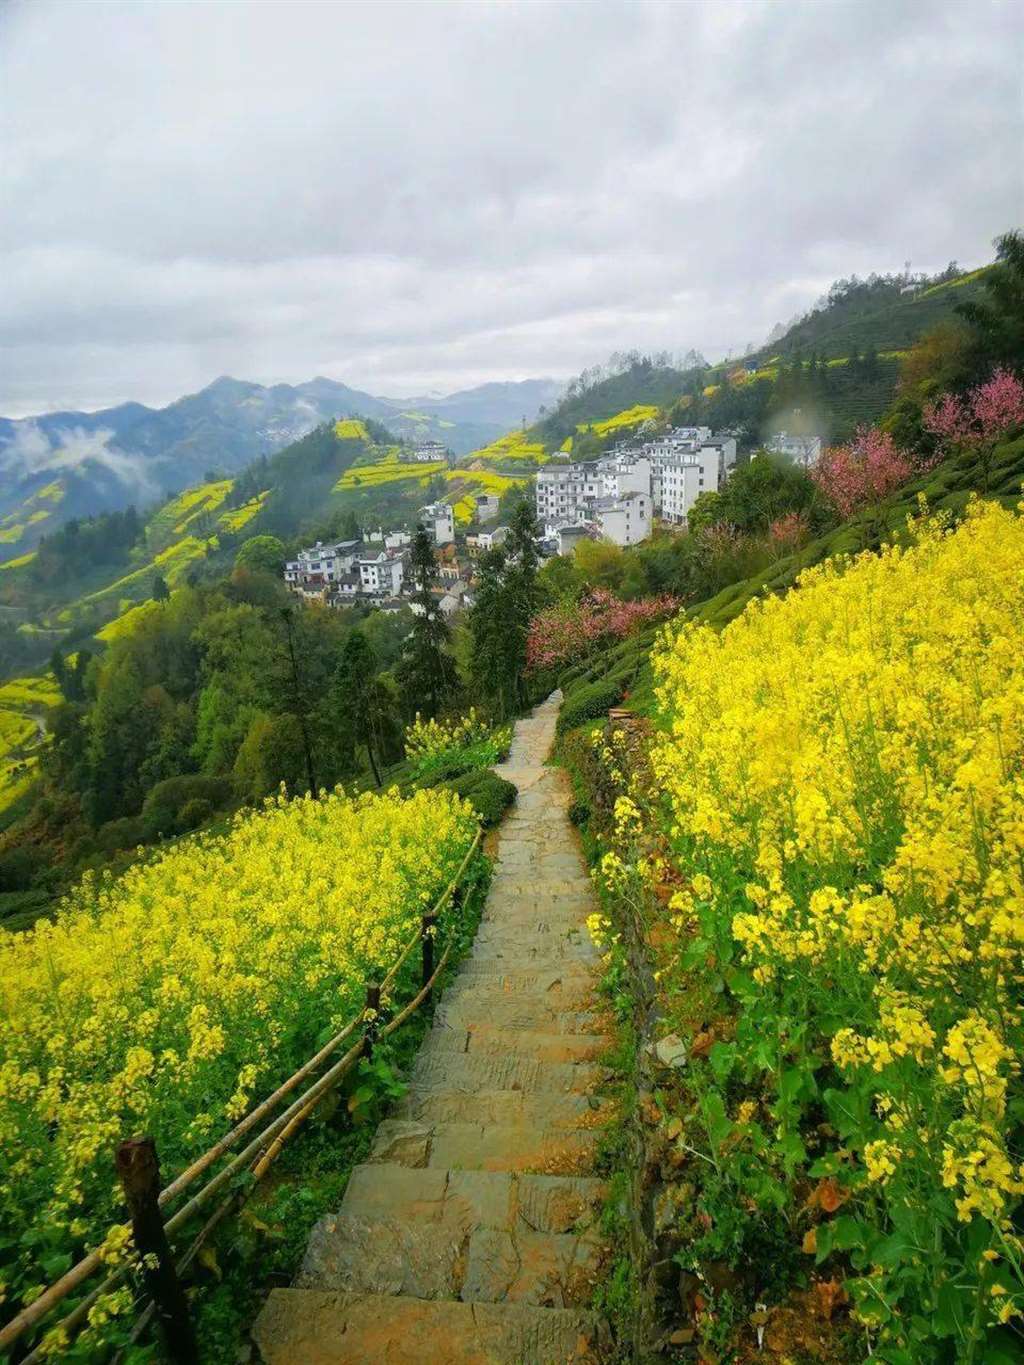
xmin=253 ymin=693 xmax=613 ymax=1364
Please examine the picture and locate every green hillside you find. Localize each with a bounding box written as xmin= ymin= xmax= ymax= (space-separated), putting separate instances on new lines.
xmin=755 ymin=265 xmax=991 ymax=362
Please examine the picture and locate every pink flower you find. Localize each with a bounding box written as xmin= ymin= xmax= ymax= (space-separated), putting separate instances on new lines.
xmin=526 ymin=589 xmax=678 ymax=672
xmin=768 ymin=511 xmax=809 ymax=548
xmin=923 ymin=368 xmax=1024 ymax=451
xmin=811 ymin=428 xmax=913 ymax=519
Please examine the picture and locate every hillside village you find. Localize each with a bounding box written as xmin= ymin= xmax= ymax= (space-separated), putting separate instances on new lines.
xmin=279 ymin=424 xmax=806 ymax=615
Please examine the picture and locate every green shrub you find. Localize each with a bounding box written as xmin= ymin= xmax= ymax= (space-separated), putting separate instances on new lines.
xmin=176 ymin=798 xmax=214 ymax=833
xmin=95 ymin=817 xmax=148 ymax=853
xmin=556 ymin=679 xmax=625 ymax=735
xmin=0 ymin=847 xmax=36 ymax=893
xmin=445 ymin=769 xmax=516 ymax=827
xmin=142 ymin=774 xmax=236 ymax=837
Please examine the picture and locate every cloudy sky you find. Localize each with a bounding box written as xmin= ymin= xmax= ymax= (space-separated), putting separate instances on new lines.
xmin=1 ymin=0 xmax=1020 ymax=416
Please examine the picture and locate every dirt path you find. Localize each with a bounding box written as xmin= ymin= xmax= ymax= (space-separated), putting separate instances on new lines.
xmin=254 ymin=692 xmax=613 ymax=1364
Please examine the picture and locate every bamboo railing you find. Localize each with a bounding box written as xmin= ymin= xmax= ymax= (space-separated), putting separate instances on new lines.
xmin=1 ymin=828 xmax=484 ymax=1364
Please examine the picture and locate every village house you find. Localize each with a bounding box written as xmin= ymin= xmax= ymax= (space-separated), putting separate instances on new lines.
xmin=766 ymin=431 xmax=823 ymax=467
xmin=283 ymin=539 xmax=406 ymax=606
xmin=283 ymin=539 xmax=361 ymax=591
xmin=411 ymin=439 xmax=450 ymax=463
xmin=597 ymin=491 xmax=652 ymax=547
xmin=536 ymin=426 xmax=737 ymax=534
xmin=420 ymin=501 xmax=455 ymax=546
xmin=465 ymin=525 xmax=509 ymax=555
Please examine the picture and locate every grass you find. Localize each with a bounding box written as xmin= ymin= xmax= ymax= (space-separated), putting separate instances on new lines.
xmin=465 ymin=430 xmax=550 ymax=465
xmin=333 ymin=462 xmax=444 ymax=491
xmin=0 ymin=551 xmax=37 ymax=571
xmin=95 ymin=598 xmax=166 ymax=642
xmin=0 ymin=709 xmax=36 ymax=753
xmin=0 ymin=675 xmax=61 ymax=710
xmin=0 ymin=754 xmax=39 ymax=823
xmin=149 ymin=480 xmax=232 ymax=541
xmin=77 ymin=536 xmax=209 ymax=608
xmin=579 ymin=404 xmax=660 ymax=437
xmin=334 ymin=418 xmax=370 ymax=441
xmin=441 ymin=467 xmax=528 ymax=523
xmin=218 ymin=492 xmax=269 ymax=533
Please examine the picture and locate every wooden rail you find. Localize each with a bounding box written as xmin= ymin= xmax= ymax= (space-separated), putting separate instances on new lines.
xmin=2 ymin=828 xmax=484 ymax=1364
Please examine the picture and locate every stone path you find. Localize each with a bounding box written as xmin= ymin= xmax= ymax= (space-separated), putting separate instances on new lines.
xmin=254 ymin=692 xmax=613 ymax=1364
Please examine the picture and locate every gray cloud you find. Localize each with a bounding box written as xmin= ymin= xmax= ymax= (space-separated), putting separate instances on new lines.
xmin=0 ymin=0 xmax=1020 ymax=415
xmin=0 ymin=421 xmax=163 ymax=498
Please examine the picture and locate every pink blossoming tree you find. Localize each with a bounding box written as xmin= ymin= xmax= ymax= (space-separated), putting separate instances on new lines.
xmin=768 ymin=510 xmax=810 ymax=552
xmin=527 ymin=588 xmax=677 ymax=673
xmin=923 ymin=368 xmax=1024 ymax=491
xmin=811 ymin=428 xmax=915 ymax=520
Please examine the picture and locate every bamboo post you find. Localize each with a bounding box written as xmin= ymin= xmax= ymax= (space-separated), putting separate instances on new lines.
xmin=115 ymin=1138 xmax=198 ymax=1365
xmin=421 ymin=913 xmax=438 ymax=1004
xmin=362 ymin=982 xmax=381 ymax=1062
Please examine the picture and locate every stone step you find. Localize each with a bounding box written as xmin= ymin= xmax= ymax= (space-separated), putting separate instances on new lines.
xmin=392 ymin=1086 xmax=612 ymax=1130
xmin=487 ymin=877 xmax=593 ymax=898
xmin=456 ymin=958 xmax=595 ymax=980
xmin=473 ymin=920 xmax=594 ymax=943
xmin=476 ymin=912 xmax=594 ymax=936
xmin=469 ymin=933 xmax=598 ymax=966
xmin=368 ymin=1117 xmax=599 ymax=1173
xmin=254 ymin=1291 xmax=607 ymax=1364
xmin=339 ymin=1165 xmax=606 ymax=1231
xmin=442 ymin=977 xmax=596 ymax=1009
xmin=409 ymin=1047 xmax=607 ymax=1095
xmin=422 ymin=1028 xmax=609 ymax=1065
xmin=433 ymin=998 xmax=605 ymax=1035
xmin=297 ymin=1168 xmax=606 ymax=1307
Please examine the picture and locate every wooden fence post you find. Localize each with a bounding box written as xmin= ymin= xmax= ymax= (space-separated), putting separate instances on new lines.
xmin=115 ymin=1138 xmax=198 ymax=1365
xmin=421 ymin=913 xmax=438 ymax=1003
xmin=363 ymin=982 xmax=381 ymax=1062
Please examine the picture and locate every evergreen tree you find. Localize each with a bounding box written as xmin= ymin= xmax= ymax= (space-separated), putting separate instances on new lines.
xmin=468 ymin=547 xmax=514 ymax=718
xmin=468 ymin=499 xmax=540 ymax=719
xmin=502 ymin=498 xmax=541 ymax=712
xmin=50 ymin=646 xmax=69 ymax=701
xmin=330 ymin=630 xmax=397 ymax=786
xmin=396 ymin=526 xmax=459 ymax=718
xmin=152 ymin=573 xmax=171 ymax=602
xmin=85 ymin=655 xmax=151 ymax=823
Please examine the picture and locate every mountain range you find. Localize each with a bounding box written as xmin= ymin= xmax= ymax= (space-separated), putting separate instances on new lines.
xmin=0 ymin=374 xmax=561 ymax=555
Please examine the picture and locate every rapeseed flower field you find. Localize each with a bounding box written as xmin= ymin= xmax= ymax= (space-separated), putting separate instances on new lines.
xmin=0 ymin=785 xmax=477 ymax=1330
xmin=648 ymin=499 xmax=1024 ymax=1358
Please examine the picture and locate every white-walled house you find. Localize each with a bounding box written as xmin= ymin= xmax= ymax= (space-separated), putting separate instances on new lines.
xmin=767 ymin=432 xmax=823 ymax=468
xmin=466 ymin=525 xmax=509 ymax=554
xmin=535 ymin=463 xmax=604 ymax=524
xmin=598 ymin=492 xmax=652 ymax=547
xmin=474 ymin=493 xmax=501 ymax=523
xmin=412 ymin=439 xmax=450 ymax=463
xmin=420 ymin=502 xmax=455 ymax=546
xmin=283 ymin=539 xmax=362 ymax=589
xmin=357 ymin=553 xmax=404 ymax=597
xmin=660 ymin=463 xmax=704 ymax=524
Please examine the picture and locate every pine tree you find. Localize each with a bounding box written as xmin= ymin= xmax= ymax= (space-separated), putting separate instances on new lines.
xmin=330 ymin=630 xmax=397 ymax=786
xmin=396 ymin=525 xmax=459 ymax=718
xmin=468 ymin=500 xmax=540 ymax=719
xmin=468 ymin=547 xmax=514 ymax=718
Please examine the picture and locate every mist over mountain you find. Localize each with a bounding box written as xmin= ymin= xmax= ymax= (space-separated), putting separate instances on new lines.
xmin=0 ymin=373 xmax=561 ymax=536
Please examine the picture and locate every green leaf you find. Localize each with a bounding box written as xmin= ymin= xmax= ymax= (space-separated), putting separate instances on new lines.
xmin=708 ymin=1041 xmax=737 ymax=1083
xmin=701 ymin=1089 xmax=734 ymax=1149
xmin=775 ymin=1129 xmax=807 ymax=1173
